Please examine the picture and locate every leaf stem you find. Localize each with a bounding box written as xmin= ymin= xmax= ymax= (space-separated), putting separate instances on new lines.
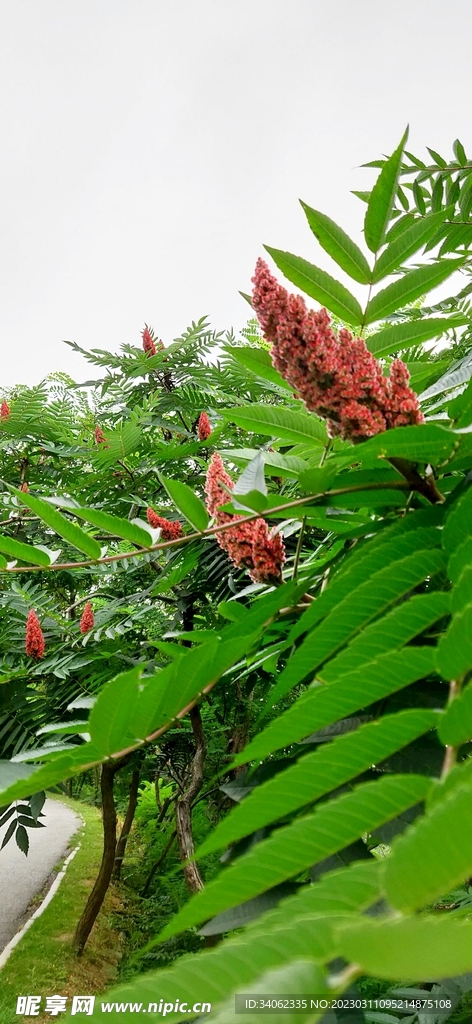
xmin=440 ymin=678 xmax=462 ymax=780
xmin=0 ymin=479 xmax=411 ymax=574
xmin=292 ymin=517 xmax=306 ymax=581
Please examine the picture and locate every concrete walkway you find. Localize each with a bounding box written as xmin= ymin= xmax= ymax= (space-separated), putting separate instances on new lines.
xmin=0 ymin=798 xmax=82 ymax=952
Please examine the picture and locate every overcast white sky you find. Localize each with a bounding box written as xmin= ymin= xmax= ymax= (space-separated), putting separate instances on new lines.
xmin=1 ymin=0 xmax=472 ymax=387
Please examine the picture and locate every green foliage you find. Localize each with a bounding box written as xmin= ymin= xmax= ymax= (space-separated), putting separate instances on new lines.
xmin=4 ymin=134 xmax=472 ymax=1022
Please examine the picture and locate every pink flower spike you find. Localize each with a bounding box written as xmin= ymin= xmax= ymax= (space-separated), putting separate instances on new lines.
xmin=80 ymin=601 xmax=94 ymax=634
xmin=146 ymin=508 xmax=182 ymax=540
xmin=142 ymin=325 xmax=157 ymax=356
xmin=25 ymin=610 xmax=45 ymax=659
xmin=197 ymin=412 xmax=212 ymax=441
xmin=251 ymin=259 xmax=423 ymax=443
xmin=204 ymin=453 xmax=285 ymax=584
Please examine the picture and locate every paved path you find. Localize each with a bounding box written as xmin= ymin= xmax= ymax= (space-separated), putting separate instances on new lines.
xmin=0 ymin=798 xmax=82 ymax=952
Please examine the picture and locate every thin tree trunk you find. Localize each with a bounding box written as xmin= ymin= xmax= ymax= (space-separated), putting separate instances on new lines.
xmin=155 ymin=770 xmax=161 ymax=809
xmin=113 ymin=767 xmax=140 ymax=880
xmin=173 ymin=596 xmax=207 ymax=894
xmin=73 ymin=761 xmax=122 ymax=955
xmin=175 ymin=705 xmax=206 ymax=893
xmin=141 ymin=830 xmax=177 ymax=897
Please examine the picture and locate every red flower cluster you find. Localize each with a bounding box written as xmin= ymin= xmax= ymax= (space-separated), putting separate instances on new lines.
xmin=142 ymin=325 xmax=156 ymax=356
xmin=20 ymin=482 xmax=28 ymax=493
xmin=197 ymin=412 xmax=212 ymax=441
xmin=146 ymin=508 xmax=182 ymax=539
xmin=251 ymin=259 xmax=423 ymax=441
xmin=0 ymin=400 xmax=10 ymax=419
xmin=142 ymin=325 xmax=164 ymax=356
xmin=25 ymin=609 xmax=45 ymax=659
xmin=94 ymin=425 xmax=107 ymax=445
xmin=205 ymin=453 xmax=285 ymax=585
xmin=80 ymin=601 xmax=94 ymax=634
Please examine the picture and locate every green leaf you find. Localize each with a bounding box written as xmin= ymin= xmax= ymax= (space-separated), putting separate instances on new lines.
xmin=226 ymin=491 xmax=268 ymax=515
xmin=87 ymin=863 xmax=380 ymax=1024
xmin=446 ymin=177 xmax=461 ymax=208
xmin=299 ymin=202 xmax=372 ymax=284
xmin=449 ymin=562 xmax=472 ymax=616
xmin=364 ymin=129 xmax=408 ymax=253
xmin=0 ymin=593 xmax=301 ymax=798
xmin=442 ymin=487 xmax=472 ymax=557
xmin=197 ymin=709 xmax=439 ymax=858
xmin=436 ymin=605 xmax=472 ymax=681
xmin=384 ymin=775 xmax=472 ymax=912
xmin=297 ymin=465 xmax=338 ymax=494
xmin=220 ymin=448 xmax=308 ymax=479
xmin=427 ymin=147 xmax=447 ymax=167
xmin=233 ymin=452 xmax=267 ymax=498
xmin=268 ymin=549 xmax=444 ymax=705
xmin=288 ymin=519 xmax=443 ymax=645
xmin=372 ymin=209 xmax=451 ymax=282
xmin=247 ymin=860 xmax=382 ymax=927
xmin=232 ymin=647 xmax=436 ymax=769
xmin=72 ymin=508 xmax=152 ymax=547
xmin=453 ymin=139 xmax=468 ymax=165
xmin=356 ymin=423 xmax=456 ymax=464
xmin=264 ymin=247 xmax=363 ymax=325
xmin=412 ymin=180 xmax=426 ymax=215
xmin=88 ymin=668 xmax=143 ymax=756
xmin=449 ymin=378 xmax=472 ymax=428
xmin=364 ymin=259 xmax=465 ymax=324
xmin=226 ymin=346 xmax=292 ymax=391
xmin=449 ymin=538 xmax=472 ymax=585
xmin=0 ymin=744 xmax=102 ymax=804
xmin=128 ymin=636 xmax=254 ymax=744
xmin=439 ymin=680 xmax=472 ymax=746
xmin=406 ymin=358 xmax=450 ymax=394
xmin=321 ymin=591 xmax=450 ymax=683
xmin=431 ymin=173 xmax=445 ymax=212
xmin=37 ymin=720 xmax=89 ymax=736
xmin=150 ymin=544 xmax=202 ymax=595
xmin=438 ymin=223 xmax=472 ymax=256
xmin=459 ymin=174 xmax=472 ymax=219
xmin=91 ymin=422 xmax=142 ymax=468
xmin=0 ymin=534 xmax=51 ymax=567
xmin=209 ymin=960 xmax=329 ymax=1024
xmin=15 ymin=824 xmax=29 ymax=855
xmin=384 ymin=212 xmax=416 ymax=244
xmin=221 ymin=406 xmax=327 ymax=445
xmin=9 ymin=488 xmax=101 ymax=559
xmin=0 ymin=760 xmax=42 ymax=791
xmin=366 ymin=317 xmax=466 ymax=358
xmin=337 ymin=916 xmax=472 ymax=981
xmin=397 ymin=184 xmax=409 ymax=211
xmin=420 ymin=353 xmax=472 ymax=403
xmin=158 ymin=774 xmax=431 ymax=940
xmin=158 ymin=475 xmax=208 ymax=532
xmin=404 ymin=151 xmax=426 ymax=169
xmin=352 ymin=190 xmax=371 ymax=204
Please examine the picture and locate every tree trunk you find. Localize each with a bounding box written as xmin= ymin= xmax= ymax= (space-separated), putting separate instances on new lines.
xmin=113 ymin=767 xmax=140 ymax=881
xmin=73 ymin=761 xmax=121 ymax=955
xmin=175 ymin=704 xmax=206 ymax=894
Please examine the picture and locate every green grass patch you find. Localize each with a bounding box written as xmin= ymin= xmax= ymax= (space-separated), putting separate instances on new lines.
xmin=0 ymin=796 xmax=123 ymax=1024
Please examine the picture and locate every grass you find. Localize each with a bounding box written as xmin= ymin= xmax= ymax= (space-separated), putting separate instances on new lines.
xmin=0 ymin=795 xmax=124 ymax=1024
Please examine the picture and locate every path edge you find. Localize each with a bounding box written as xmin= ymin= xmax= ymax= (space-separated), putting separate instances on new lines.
xmin=0 ymin=805 xmax=84 ymax=971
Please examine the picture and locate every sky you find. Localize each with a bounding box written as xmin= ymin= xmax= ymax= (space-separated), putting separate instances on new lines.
xmin=1 ymin=0 xmax=472 ymax=387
